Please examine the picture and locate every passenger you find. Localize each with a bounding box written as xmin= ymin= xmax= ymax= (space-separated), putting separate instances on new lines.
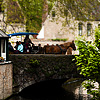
xmin=17 ymin=41 xmax=23 ymax=53
xmin=14 ymin=41 xmax=19 ymax=50
xmin=8 ymin=42 xmax=14 ymax=52
xmin=38 ymin=44 xmax=41 ymax=47
xmin=38 ymin=44 xmax=42 ymax=54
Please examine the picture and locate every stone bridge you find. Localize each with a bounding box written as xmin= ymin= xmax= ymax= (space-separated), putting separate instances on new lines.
xmin=9 ymin=54 xmax=83 ymax=93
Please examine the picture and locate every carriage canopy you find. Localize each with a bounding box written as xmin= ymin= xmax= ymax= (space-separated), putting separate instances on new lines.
xmin=7 ymin=32 xmax=38 ymax=37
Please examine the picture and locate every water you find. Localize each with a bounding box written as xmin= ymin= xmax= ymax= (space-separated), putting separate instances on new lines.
xmin=7 ymin=79 xmax=76 ymax=100
xmin=7 ymin=79 xmax=90 ymax=100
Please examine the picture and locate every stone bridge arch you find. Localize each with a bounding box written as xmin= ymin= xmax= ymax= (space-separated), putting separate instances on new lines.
xmin=9 ymin=54 xmax=83 ymax=93
xmin=62 ymin=78 xmax=99 ymax=99
xmin=62 ymin=78 xmax=86 ymax=99
xmin=18 ymin=77 xmax=88 ymax=100
xmin=17 ymin=77 xmax=68 ymax=92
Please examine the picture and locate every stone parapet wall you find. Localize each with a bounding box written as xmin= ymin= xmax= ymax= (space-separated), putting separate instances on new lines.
xmin=9 ymin=54 xmax=81 ymax=93
xmin=0 ymin=62 xmax=13 ymax=100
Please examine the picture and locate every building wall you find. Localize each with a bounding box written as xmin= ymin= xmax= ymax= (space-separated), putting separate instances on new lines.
xmin=44 ymin=16 xmax=75 ymax=40
xmin=43 ymin=10 xmax=100 ymax=42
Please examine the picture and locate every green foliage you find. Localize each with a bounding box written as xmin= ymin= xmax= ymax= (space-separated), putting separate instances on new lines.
xmin=18 ymin=0 xmax=43 ymax=32
xmin=82 ymin=80 xmax=100 ymax=100
xmin=29 ymin=59 xmax=40 ymax=67
xmin=51 ymin=38 xmax=68 ymax=41
xmin=75 ymin=29 xmax=100 ymax=99
xmin=48 ymin=0 xmax=100 ymax=21
xmin=95 ymin=28 xmax=100 ymax=50
xmin=48 ymin=1 xmax=54 ymax=14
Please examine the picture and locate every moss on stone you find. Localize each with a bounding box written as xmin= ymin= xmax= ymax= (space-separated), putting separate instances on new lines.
xmin=9 ymin=54 xmax=80 ymax=89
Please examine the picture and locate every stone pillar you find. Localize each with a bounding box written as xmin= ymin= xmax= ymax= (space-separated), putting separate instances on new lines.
xmin=0 ymin=62 xmax=13 ymax=100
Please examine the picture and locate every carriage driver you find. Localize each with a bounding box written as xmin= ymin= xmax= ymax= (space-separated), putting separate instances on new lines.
xmin=24 ymin=35 xmax=33 ymax=44
xmin=24 ymin=35 xmax=33 ymax=52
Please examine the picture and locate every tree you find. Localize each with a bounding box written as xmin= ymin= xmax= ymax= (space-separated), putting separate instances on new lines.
xmin=75 ymin=29 xmax=100 ymax=99
xmin=50 ymin=0 xmax=100 ymax=21
xmin=0 ymin=0 xmax=44 ymax=32
xmin=1 ymin=0 xmax=100 ymax=32
xmin=17 ymin=0 xmax=44 ymax=32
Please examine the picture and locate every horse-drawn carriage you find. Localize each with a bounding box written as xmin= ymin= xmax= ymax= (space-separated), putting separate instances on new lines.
xmin=8 ymin=32 xmax=41 ymax=54
xmin=24 ymin=40 xmax=76 ymax=54
xmin=8 ymin=32 xmax=76 ymax=55
xmin=43 ymin=40 xmax=76 ymax=55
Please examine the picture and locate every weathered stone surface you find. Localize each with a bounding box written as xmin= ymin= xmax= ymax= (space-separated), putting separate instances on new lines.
xmin=9 ymin=54 xmax=82 ymax=93
xmin=0 ymin=63 xmax=13 ymax=100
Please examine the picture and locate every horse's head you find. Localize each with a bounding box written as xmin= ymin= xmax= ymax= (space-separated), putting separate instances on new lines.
xmin=64 ymin=40 xmax=76 ymax=51
xmin=70 ymin=40 xmax=76 ymax=50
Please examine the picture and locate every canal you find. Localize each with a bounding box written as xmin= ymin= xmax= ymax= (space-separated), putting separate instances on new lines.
xmin=7 ymin=79 xmax=91 ymax=100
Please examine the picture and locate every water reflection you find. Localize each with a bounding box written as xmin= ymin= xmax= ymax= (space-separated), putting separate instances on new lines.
xmin=8 ymin=91 xmax=75 ymax=100
xmin=8 ymin=95 xmax=30 ymax=100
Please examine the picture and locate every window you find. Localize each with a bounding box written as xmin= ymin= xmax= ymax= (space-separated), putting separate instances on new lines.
xmin=87 ymin=23 xmax=92 ymax=36
xmin=78 ymin=23 xmax=83 ymax=36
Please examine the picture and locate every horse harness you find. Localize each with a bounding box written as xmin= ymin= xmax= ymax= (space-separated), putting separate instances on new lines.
xmin=57 ymin=44 xmax=67 ymax=54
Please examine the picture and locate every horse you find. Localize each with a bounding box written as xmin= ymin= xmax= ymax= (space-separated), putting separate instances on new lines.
xmin=43 ymin=40 xmax=76 ymax=54
xmin=67 ymin=47 xmax=73 ymax=55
